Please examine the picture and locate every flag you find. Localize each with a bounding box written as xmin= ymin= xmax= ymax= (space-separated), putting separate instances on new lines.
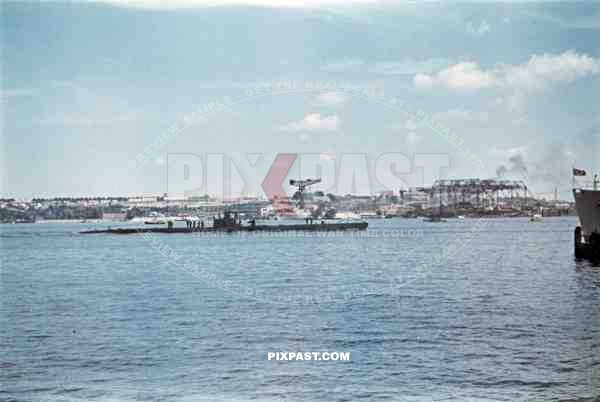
xmin=573 ymin=168 xmax=587 ymax=176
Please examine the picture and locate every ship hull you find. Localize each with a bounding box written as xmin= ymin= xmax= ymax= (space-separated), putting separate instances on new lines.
xmin=573 ymin=189 xmax=600 ymax=238
xmin=573 ymin=188 xmax=600 ymax=261
xmin=80 ymin=221 xmax=368 ymax=235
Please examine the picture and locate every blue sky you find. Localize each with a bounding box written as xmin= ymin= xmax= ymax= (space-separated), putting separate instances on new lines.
xmin=2 ymin=0 xmax=600 ymax=199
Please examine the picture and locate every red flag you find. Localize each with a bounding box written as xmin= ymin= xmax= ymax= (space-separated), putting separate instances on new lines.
xmin=573 ymin=168 xmax=587 ymax=176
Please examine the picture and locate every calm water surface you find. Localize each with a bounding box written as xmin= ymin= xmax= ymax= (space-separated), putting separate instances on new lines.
xmin=1 ymin=217 xmax=599 ymax=401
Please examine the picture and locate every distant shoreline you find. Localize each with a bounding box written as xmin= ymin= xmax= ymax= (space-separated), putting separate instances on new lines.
xmin=1 ymin=215 xmax=578 ymax=225
xmin=3 ymin=219 xmax=122 ymax=224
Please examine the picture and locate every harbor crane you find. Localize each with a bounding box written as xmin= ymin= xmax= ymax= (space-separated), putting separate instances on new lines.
xmin=289 ymin=178 xmax=322 ymax=208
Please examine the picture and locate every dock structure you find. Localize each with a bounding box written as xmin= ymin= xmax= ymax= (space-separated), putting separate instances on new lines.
xmin=80 ymin=221 xmax=368 ymax=235
xmin=416 ymin=179 xmax=531 ymax=216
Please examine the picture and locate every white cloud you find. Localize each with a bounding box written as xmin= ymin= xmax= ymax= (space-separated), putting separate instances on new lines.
xmin=467 ymin=20 xmax=491 ymax=36
xmin=280 ymin=113 xmax=339 ymax=132
xmin=313 ymin=91 xmax=347 ymax=105
xmin=98 ymin=0 xmax=380 ymax=9
xmin=414 ymin=51 xmax=600 ymax=91
xmin=505 ymin=51 xmax=600 ymax=89
xmin=414 ymin=62 xmax=496 ymax=90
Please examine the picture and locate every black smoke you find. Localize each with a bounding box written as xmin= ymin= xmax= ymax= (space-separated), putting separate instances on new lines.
xmin=496 ymin=153 xmax=528 ymax=178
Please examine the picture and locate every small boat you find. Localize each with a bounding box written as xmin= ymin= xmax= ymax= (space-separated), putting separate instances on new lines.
xmin=136 ymin=211 xmax=179 ymax=225
xmin=423 ymin=216 xmax=447 ymax=223
xmin=144 ymin=219 xmax=166 ymax=225
xmin=529 ymin=214 xmax=543 ymax=222
xmin=358 ymin=211 xmax=380 ymax=219
xmin=334 ymin=211 xmax=363 ymax=221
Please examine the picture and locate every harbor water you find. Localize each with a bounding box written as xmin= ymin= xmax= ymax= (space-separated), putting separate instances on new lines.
xmin=1 ymin=217 xmax=599 ymax=401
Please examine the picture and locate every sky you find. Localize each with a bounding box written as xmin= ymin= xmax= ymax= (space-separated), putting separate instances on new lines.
xmin=1 ymin=0 xmax=600 ymax=199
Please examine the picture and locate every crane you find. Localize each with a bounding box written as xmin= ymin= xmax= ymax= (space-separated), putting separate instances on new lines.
xmin=289 ymin=178 xmax=322 ymax=209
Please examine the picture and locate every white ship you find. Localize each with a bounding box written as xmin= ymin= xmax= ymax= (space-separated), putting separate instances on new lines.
xmin=573 ymin=170 xmax=600 ymax=259
xmin=335 ymin=211 xmax=363 ymax=221
xmin=262 ymin=206 xmax=312 ymax=221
